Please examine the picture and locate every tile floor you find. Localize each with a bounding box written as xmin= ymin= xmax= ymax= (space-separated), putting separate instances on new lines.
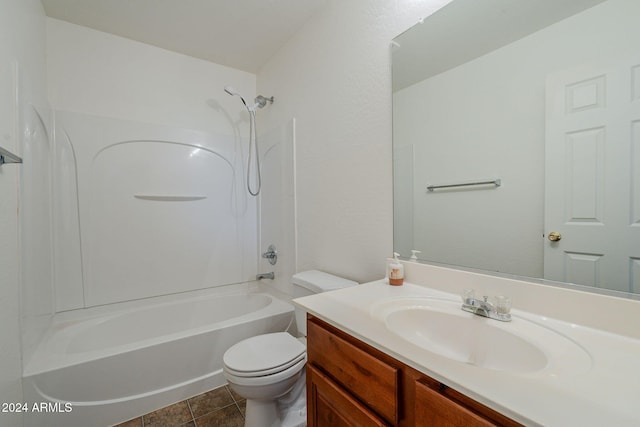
xmin=113 ymin=385 xmax=246 ymax=427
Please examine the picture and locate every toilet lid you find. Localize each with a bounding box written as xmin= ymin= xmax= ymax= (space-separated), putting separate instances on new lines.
xmin=223 ymin=332 xmax=306 ymax=377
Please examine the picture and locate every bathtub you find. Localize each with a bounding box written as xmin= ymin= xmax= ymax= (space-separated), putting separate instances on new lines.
xmin=22 ymin=283 xmax=294 ymax=427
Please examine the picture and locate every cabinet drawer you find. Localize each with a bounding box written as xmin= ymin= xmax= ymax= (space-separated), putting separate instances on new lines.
xmin=307 ymin=318 xmax=399 ymax=425
xmin=415 ymin=380 xmax=496 ymax=427
xmin=307 ymin=365 xmax=389 ymax=427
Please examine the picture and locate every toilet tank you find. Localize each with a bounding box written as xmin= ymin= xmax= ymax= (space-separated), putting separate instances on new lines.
xmin=292 ymin=270 xmax=358 ymax=335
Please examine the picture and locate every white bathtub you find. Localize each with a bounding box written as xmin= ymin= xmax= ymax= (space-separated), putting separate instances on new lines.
xmin=22 ymin=284 xmax=294 ymax=427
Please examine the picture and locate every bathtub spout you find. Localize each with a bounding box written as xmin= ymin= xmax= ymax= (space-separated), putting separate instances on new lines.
xmin=256 ymin=272 xmax=275 ymax=280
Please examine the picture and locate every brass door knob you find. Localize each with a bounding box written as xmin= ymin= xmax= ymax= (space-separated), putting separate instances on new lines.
xmin=548 ymin=231 xmax=562 ymax=241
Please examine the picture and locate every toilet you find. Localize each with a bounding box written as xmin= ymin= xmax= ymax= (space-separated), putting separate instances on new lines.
xmin=223 ymin=270 xmax=358 ymax=427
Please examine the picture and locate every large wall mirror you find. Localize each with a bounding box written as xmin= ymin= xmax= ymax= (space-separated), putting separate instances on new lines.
xmin=392 ymin=0 xmax=640 ymax=295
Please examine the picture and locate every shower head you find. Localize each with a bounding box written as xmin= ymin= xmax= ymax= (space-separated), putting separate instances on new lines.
xmin=224 ymin=86 xmax=240 ymax=97
xmin=224 ymin=85 xmax=249 ymax=110
xmin=224 ymin=86 xmax=274 ymax=112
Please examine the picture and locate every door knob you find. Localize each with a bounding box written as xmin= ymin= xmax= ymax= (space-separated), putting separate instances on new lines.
xmin=548 ymin=231 xmax=562 ymax=241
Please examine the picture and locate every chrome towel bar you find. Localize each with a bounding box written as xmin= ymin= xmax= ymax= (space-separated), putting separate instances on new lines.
xmin=427 ymin=179 xmax=501 ymax=192
xmin=133 ymin=195 xmax=207 ymax=201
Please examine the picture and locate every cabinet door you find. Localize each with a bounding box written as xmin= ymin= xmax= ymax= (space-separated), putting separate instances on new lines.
xmin=307 ymin=318 xmax=399 ymax=424
xmin=307 ymin=365 xmax=389 ymax=427
xmin=415 ymin=380 xmax=496 ymax=427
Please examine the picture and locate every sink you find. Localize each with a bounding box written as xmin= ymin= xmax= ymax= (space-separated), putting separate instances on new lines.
xmin=385 ymin=308 xmax=546 ymax=372
xmin=371 ymin=298 xmax=591 ymax=376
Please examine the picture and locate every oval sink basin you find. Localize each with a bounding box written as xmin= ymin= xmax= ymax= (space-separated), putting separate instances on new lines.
xmin=371 ymin=298 xmax=591 ymax=376
xmin=386 ymin=308 xmax=546 ymax=372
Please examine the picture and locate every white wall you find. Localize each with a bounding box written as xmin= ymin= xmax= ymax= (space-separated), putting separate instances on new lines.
xmin=0 ymin=0 xmax=48 ymax=425
xmin=257 ymin=0 xmax=454 ymax=285
xmin=47 ymin=19 xmax=261 ymax=311
xmin=393 ymin=0 xmax=640 ymax=278
xmin=47 ymin=18 xmax=256 ymax=135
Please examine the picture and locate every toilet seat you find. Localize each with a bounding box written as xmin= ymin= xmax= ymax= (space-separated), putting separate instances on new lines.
xmin=224 ymin=352 xmax=306 ymax=377
xmin=224 ymin=357 xmax=306 ymax=387
xmin=223 ymin=332 xmax=306 ymax=377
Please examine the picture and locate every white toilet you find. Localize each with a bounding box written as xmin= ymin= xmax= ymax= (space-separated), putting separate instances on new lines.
xmin=223 ymin=270 xmax=358 ymax=427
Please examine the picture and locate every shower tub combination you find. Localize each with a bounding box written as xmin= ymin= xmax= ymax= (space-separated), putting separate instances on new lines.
xmin=22 ymin=283 xmax=294 ymax=427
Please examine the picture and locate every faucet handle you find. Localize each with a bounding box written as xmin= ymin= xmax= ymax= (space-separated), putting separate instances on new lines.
xmin=461 ymin=289 xmax=475 ymax=304
xmin=494 ymin=295 xmax=511 ymax=315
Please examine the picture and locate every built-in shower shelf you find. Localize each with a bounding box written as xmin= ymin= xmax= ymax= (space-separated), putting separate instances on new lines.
xmin=134 ymin=195 xmax=207 ymax=201
xmin=0 ymin=146 xmax=22 ymax=166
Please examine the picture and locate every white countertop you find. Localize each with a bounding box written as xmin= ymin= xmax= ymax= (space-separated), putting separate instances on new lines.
xmin=293 ymin=279 xmax=640 ymax=426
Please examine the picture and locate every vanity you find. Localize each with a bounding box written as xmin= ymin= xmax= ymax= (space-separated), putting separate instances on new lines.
xmin=293 ymin=261 xmax=640 ymax=426
xmin=306 ymin=315 xmax=519 ymax=426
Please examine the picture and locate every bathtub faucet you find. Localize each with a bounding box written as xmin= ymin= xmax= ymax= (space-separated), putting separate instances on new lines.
xmin=256 ymin=272 xmax=275 ymax=280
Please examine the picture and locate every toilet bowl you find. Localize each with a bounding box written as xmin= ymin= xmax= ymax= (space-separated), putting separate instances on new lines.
xmin=223 ymin=332 xmax=306 ymax=427
xmin=222 ymin=270 xmax=358 ymax=427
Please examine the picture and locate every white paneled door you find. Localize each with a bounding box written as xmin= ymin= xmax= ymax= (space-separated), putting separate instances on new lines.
xmin=545 ymin=59 xmax=640 ymax=293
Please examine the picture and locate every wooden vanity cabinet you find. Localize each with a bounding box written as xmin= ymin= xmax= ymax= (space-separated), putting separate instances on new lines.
xmin=306 ymin=315 xmax=522 ymax=427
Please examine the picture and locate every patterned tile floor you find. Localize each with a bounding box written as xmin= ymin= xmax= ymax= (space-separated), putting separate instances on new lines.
xmin=113 ymin=385 xmax=246 ymax=427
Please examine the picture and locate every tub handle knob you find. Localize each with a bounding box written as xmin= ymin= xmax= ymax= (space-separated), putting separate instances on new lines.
xmin=262 ymin=244 xmax=277 ymax=265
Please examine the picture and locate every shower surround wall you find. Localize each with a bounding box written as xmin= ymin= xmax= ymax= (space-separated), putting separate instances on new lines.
xmin=53 ymin=111 xmax=259 ymax=308
xmin=46 ymin=18 xmax=260 ymax=311
xmin=0 ymin=1 xmax=49 ymax=426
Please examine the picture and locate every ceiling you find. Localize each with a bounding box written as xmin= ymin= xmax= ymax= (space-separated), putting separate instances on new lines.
xmin=40 ymin=0 xmax=328 ymax=74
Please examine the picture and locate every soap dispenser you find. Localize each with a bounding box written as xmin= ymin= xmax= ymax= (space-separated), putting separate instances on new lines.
xmin=388 ymin=252 xmax=404 ymax=286
xmin=410 ymin=250 xmax=421 ymax=261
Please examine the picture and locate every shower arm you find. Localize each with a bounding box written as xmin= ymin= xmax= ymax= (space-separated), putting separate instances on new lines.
xmin=254 ymin=95 xmax=274 ymax=109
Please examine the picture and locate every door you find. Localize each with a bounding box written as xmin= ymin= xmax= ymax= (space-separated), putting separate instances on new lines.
xmin=545 ymin=59 xmax=640 ymax=292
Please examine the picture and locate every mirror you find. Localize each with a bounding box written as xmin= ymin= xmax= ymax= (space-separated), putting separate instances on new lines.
xmin=392 ymin=0 xmax=640 ymax=295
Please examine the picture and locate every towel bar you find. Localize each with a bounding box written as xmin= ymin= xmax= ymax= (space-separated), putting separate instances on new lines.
xmin=427 ymin=179 xmax=501 ymax=192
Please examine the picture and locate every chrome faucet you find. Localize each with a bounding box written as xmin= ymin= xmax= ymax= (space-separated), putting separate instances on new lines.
xmin=262 ymin=244 xmax=278 ymax=265
xmin=461 ymin=291 xmax=511 ymax=322
xmin=256 ymin=272 xmax=275 ymax=280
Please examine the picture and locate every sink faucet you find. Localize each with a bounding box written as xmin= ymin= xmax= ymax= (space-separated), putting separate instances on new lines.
xmin=461 ymin=292 xmax=511 ymax=322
